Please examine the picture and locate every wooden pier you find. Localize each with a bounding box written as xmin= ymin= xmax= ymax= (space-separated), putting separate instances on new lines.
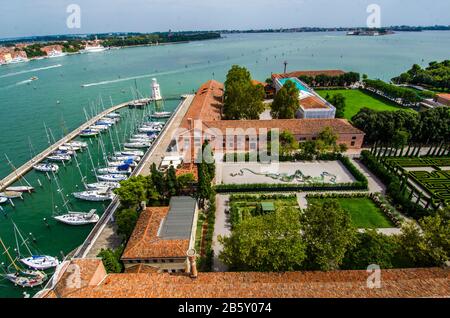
xmin=0 ymin=99 xmax=144 ymax=192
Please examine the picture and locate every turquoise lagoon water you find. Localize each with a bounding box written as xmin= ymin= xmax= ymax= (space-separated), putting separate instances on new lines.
xmin=0 ymin=31 xmax=449 ymax=297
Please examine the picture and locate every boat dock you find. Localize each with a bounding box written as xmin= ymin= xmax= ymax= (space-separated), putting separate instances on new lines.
xmin=72 ymin=94 xmax=194 ymax=258
xmin=0 ymin=99 xmax=149 ymax=192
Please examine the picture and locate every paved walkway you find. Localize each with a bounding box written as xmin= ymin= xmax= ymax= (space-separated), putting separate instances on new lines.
xmin=212 ymin=194 xmax=231 ymax=272
xmin=140 ymin=95 xmax=194 ymax=175
xmin=350 ymin=158 xmax=386 ymax=194
xmin=86 ymin=223 xmax=123 ymax=258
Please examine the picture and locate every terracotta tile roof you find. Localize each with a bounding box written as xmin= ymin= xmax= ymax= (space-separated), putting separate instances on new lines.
xmin=125 ymin=264 xmax=160 ymax=274
xmin=300 ymin=96 xmax=329 ymax=109
xmin=181 ymin=80 xmax=224 ymax=129
xmin=273 ymin=70 xmax=347 ymax=79
xmin=121 ymin=207 xmax=190 ymax=260
xmin=53 ymin=266 xmax=449 ymax=298
xmin=38 ymin=258 xmax=106 ymax=298
xmin=437 ymin=93 xmax=450 ymax=100
xmin=203 ymin=118 xmax=364 ymax=136
xmin=251 ymin=79 xmax=268 ymax=87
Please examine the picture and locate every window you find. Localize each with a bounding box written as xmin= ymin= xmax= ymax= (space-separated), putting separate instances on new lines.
xmin=351 ymin=141 xmax=356 ymax=147
xmin=352 ymin=136 xmax=357 ymax=140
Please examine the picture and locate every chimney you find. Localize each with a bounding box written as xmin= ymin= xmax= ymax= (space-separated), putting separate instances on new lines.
xmin=187 ymin=249 xmax=198 ymax=279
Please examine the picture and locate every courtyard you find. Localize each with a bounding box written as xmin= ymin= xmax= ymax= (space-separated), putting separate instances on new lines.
xmin=216 ymin=161 xmax=356 ymax=185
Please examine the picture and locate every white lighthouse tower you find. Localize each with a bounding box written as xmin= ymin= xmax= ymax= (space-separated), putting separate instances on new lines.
xmin=151 ymin=78 xmax=162 ymax=101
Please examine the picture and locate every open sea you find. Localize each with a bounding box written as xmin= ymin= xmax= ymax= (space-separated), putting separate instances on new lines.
xmin=0 ymin=31 xmax=449 ymax=297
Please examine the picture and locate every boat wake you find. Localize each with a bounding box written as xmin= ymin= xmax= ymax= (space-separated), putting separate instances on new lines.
xmin=0 ymin=64 xmax=62 ymax=79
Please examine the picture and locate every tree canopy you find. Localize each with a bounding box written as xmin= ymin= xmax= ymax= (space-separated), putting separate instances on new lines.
xmin=392 ymin=60 xmax=450 ymax=91
xmin=302 ymin=200 xmax=357 ymax=271
xmin=270 ymin=80 xmax=299 ymax=119
xmin=219 ymin=207 xmax=306 ymax=271
xmin=223 ymin=65 xmax=265 ymax=120
xmin=325 ymin=93 xmax=346 ymax=118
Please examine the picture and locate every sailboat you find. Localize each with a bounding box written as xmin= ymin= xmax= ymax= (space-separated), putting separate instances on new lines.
xmin=79 ymin=129 xmax=99 ymax=138
xmin=0 ymin=191 xmax=23 ymax=199
xmin=12 ymin=222 xmax=59 ymax=270
xmin=50 ymin=171 xmax=100 ymax=225
xmin=73 ymin=190 xmax=115 ymax=201
xmin=97 ymin=174 xmax=128 ymax=182
xmin=0 ymin=237 xmax=47 ymax=288
xmin=86 ymin=182 xmax=120 ymax=190
xmin=5 ymin=186 xmax=34 ymax=193
xmin=116 ymin=150 xmax=144 ymax=157
xmin=33 ymin=163 xmax=59 ymax=172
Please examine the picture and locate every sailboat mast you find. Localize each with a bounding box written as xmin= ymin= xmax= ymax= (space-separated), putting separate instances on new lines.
xmin=12 ymin=222 xmax=33 ymax=257
xmin=52 ymin=171 xmax=70 ymax=213
xmin=0 ymin=237 xmax=20 ymax=272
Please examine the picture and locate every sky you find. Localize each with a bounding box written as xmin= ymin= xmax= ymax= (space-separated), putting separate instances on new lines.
xmin=1 ymin=0 xmax=450 ymax=38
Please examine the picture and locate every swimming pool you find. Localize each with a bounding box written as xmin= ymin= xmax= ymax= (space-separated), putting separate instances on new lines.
xmin=278 ymin=78 xmax=310 ymax=92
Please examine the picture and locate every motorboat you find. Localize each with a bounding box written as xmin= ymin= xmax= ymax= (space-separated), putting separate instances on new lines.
xmin=118 ymin=150 xmax=145 ymax=156
xmin=73 ymin=190 xmax=115 ymax=201
xmin=0 ymin=191 xmax=23 ymax=199
xmin=66 ymin=141 xmax=88 ymax=148
xmin=97 ymin=174 xmax=128 ymax=182
xmin=97 ymin=166 xmax=132 ymax=175
xmin=124 ymin=142 xmax=151 ymax=149
xmin=79 ymin=129 xmax=99 ymax=137
xmin=86 ymin=182 xmax=120 ymax=190
xmin=47 ymin=154 xmax=71 ymax=162
xmin=54 ymin=209 xmax=100 ymax=225
xmin=81 ymin=44 xmax=107 ymax=53
xmin=5 ymin=186 xmax=34 ymax=193
xmin=33 ymin=163 xmax=59 ymax=172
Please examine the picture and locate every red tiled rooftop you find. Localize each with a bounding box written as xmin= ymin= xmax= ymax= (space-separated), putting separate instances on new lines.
xmin=300 ymin=96 xmax=329 ymax=109
xmin=273 ymin=70 xmax=347 ymax=79
xmin=437 ymin=93 xmax=450 ymax=100
xmin=47 ymin=264 xmax=449 ymax=298
xmin=203 ymin=118 xmax=364 ymax=136
xmin=121 ymin=207 xmax=190 ymax=260
xmin=181 ymin=80 xmax=224 ymax=129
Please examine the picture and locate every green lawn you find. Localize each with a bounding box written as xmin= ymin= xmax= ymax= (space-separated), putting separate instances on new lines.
xmin=308 ymin=197 xmax=394 ymax=229
xmin=316 ymin=89 xmax=414 ymax=120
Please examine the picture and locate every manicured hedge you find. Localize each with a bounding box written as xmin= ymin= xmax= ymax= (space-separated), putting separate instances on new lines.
xmin=360 ymin=150 xmax=431 ymax=220
xmin=215 ymin=182 xmax=367 ymax=193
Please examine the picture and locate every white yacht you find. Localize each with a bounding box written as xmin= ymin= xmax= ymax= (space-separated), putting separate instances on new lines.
xmin=110 ymin=155 xmax=141 ymax=162
xmin=97 ymin=167 xmax=131 ymax=175
xmin=97 ymin=174 xmax=128 ymax=182
xmin=33 ymin=163 xmax=59 ymax=172
xmin=86 ymin=182 xmax=120 ymax=190
xmin=0 ymin=191 xmax=23 ymax=199
xmin=0 ymin=197 xmax=8 ymax=204
xmin=81 ymin=43 xmax=107 ymax=53
xmin=6 ymin=186 xmax=34 ymax=193
xmin=73 ymin=190 xmax=115 ymax=202
xmin=108 ymin=160 xmax=136 ymax=168
xmin=54 ymin=209 xmax=100 ymax=226
xmin=47 ymin=154 xmax=71 ymax=162
xmin=79 ymin=129 xmax=99 ymax=138
xmin=66 ymin=141 xmax=88 ymax=148
xmin=124 ymin=142 xmax=151 ymax=149
xmin=118 ymin=150 xmax=145 ymax=157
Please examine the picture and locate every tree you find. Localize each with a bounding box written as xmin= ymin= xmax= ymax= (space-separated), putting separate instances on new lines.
xmin=270 ymin=80 xmax=299 ymax=119
xmin=342 ymin=230 xmax=399 ymax=270
xmin=315 ymin=127 xmax=339 ymax=154
xmin=392 ymin=130 xmax=410 ymax=148
xmin=219 ymin=207 xmax=306 ymax=271
xmin=115 ymin=208 xmax=139 ymax=240
xmin=114 ymin=176 xmax=148 ymax=208
xmin=150 ymin=163 xmax=165 ymax=195
xmin=202 ymin=140 xmax=216 ymax=180
xmin=196 ymin=160 xmax=213 ymax=208
xmin=177 ymin=173 xmax=195 ymax=193
xmin=165 ymin=166 xmax=179 ymax=197
xmin=302 ymin=200 xmax=357 ymax=271
xmin=97 ymin=247 xmax=124 ymax=273
xmin=223 ymin=65 xmax=265 ymax=120
xmin=397 ymin=208 xmax=450 ymax=267
xmin=279 ymin=130 xmax=299 ymax=157
xmin=326 ymin=93 xmax=346 ymax=118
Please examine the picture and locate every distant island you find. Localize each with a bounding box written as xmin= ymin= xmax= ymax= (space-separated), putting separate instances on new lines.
xmin=0 ymin=31 xmax=221 ymax=65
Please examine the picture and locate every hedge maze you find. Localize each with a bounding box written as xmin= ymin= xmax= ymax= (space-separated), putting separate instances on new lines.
xmin=384 ymin=157 xmax=450 ymax=206
xmin=408 ymin=170 xmax=450 ymax=206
